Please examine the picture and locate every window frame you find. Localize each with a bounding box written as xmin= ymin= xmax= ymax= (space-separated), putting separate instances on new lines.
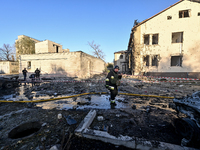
xmin=179 ymin=10 xmax=190 ymax=18
xmin=172 ymin=32 xmax=183 ymax=43
xmin=144 ymin=34 xmax=150 ymax=45
xmin=151 ymin=55 xmax=159 ymax=67
xmin=152 ymin=34 xmax=159 ymax=45
xmin=171 ymin=56 xmax=183 ymax=67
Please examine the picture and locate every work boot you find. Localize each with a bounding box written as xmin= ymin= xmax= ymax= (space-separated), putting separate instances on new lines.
xmin=110 ymin=100 xmax=116 ymax=106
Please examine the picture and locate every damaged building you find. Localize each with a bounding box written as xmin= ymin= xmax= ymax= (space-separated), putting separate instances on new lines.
xmin=16 ymin=35 xmax=106 ymax=78
xmin=114 ymin=50 xmax=128 ymax=73
xmin=127 ymin=0 xmax=200 ymax=78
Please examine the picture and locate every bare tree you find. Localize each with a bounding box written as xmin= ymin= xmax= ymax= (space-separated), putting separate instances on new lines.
xmin=0 ymin=44 xmax=15 ymax=61
xmin=88 ymin=41 xmax=105 ymax=60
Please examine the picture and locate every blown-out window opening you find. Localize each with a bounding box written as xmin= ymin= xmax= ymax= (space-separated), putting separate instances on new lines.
xmin=172 ymin=32 xmax=183 ymax=43
xmin=179 ymin=10 xmax=190 ymax=18
xmin=152 ymin=55 xmax=159 ymax=66
xmin=143 ymin=55 xmax=150 ymax=66
xmin=144 ymin=35 xmax=150 ymax=45
xmin=171 ymin=56 xmax=182 ymax=67
xmin=152 ymin=34 xmax=159 ymax=45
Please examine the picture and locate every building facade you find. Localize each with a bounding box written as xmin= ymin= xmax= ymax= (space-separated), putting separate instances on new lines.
xmin=114 ymin=50 xmax=128 ymax=73
xmin=127 ymin=0 xmax=200 ymax=78
xmin=18 ymin=36 xmax=106 ymax=78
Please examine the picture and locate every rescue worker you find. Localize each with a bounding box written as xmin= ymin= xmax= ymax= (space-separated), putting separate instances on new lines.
xmin=105 ymin=65 xmax=122 ymax=105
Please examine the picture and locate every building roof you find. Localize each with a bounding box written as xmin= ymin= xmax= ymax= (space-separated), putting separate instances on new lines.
xmin=132 ymin=0 xmax=184 ymax=31
xmin=128 ymin=0 xmax=200 ymax=48
xmin=114 ymin=50 xmax=127 ymax=54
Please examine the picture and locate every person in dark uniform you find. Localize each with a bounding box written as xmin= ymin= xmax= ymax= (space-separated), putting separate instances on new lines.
xmin=22 ymin=68 xmax=28 ymax=85
xmin=22 ymin=68 xmax=28 ymax=81
xmin=35 ymin=68 xmax=40 ymax=80
xmin=105 ymin=65 xmax=122 ymax=105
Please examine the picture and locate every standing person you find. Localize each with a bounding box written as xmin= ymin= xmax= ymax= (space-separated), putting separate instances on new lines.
xmin=105 ymin=65 xmax=122 ymax=105
xmin=29 ymin=73 xmax=36 ymax=86
xmin=22 ymin=68 xmax=28 ymax=85
xmin=35 ymin=68 xmax=40 ymax=80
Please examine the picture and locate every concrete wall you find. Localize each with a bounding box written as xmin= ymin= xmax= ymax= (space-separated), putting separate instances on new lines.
xmin=80 ymin=52 xmax=106 ymax=78
xmin=35 ymin=40 xmax=62 ymax=54
xmin=19 ymin=51 xmax=105 ymax=78
xmin=132 ymin=0 xmax=200 ymax=76
xmin=0 ymin=61 xmax=19 ymax=74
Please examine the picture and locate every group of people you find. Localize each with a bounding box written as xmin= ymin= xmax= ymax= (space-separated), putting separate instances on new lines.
xmin=22 ymin=68 xmax=40 ymax=81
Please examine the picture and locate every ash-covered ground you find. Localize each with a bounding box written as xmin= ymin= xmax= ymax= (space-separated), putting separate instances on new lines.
xmin=0 ymin=74 xmax=199 ymax=150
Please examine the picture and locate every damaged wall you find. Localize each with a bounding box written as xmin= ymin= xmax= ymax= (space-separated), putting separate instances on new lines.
xmin=0 ymin=61 xmax=19 ymax=74
xmin=35 ymin=40 xmax=63 ymax=54
xmin=130 ymin=0 xmax=200 ymax=77
xmin=19 ymin=51 xmax=105 ymax=78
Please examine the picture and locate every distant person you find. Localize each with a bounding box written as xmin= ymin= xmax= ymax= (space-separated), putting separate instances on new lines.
xmin=105 ymin=65 xmax=122 ymax=106
xmin=22 ymin=68 xmax=28 ymax=85
xmin=35 ymin=68 xmax=40 ymax=80
xmin=29 ymin=74 xmax=36 ymax=86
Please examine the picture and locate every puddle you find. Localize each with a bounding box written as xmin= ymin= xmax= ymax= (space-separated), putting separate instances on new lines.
xmin=36 ymin=95 xmax=131 ymax=110
xmin=0 ymin=84 xmax=176 ymax=111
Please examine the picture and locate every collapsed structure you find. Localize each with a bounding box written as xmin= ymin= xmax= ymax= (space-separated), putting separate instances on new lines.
xmin=16 ymin=35 xmax=106 ymax=78
xmin=127 ymin=0 xmax=200 ymax=78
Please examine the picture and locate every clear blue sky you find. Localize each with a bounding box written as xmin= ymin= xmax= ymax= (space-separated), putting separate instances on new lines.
xmin=0 ymin=0 xmax=179 ymax=63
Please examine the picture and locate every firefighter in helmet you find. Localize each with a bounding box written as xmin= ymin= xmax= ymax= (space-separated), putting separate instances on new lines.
xmin=105 ymin=65 xmax=122 ymax=105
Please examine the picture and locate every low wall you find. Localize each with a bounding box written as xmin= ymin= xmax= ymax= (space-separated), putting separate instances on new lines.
xmin=146 ymin=72 xmax=200 ymax=79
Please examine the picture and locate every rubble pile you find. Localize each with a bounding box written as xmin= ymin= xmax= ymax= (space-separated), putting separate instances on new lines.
xmin=0 ymin=74 xmax=200 ymax=149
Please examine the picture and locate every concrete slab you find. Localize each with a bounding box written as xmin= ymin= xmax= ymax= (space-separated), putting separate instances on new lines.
xmin=82 ymin=128 xmax=198 ymax=150
xmin=75 ymin=110 xmax=199 ymax=150
xmin=75 ymin=110 xmax=96 ymax=136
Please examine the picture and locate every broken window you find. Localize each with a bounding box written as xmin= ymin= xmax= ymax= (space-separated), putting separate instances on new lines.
xmin=172 ymin=32 xmax=183 ymax=43
xmin=167 ymin=16 xmax=172 ymax=20
xmin=120 ymin=55 xmax=123 ymax=59
xmin=143 ymin=55 xmax=149 ymax=66
xmin=152 ymin=34 xmax=159 ymax=45
xmin=144 ymin=34 xmax=149 ymax=45
xmin=27 ymin=61 xmax=31 ymax=69
xmin=179 ymin=10 xmax=190 ymax=18
xmin=152 ymin=55 xmax=159 ymax=66
xmin=171 ymin=56 xmax=182 ymax=66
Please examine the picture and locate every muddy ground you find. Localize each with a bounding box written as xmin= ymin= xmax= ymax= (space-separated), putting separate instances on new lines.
xmin=0 ymin=74 xmax=200 ymax=150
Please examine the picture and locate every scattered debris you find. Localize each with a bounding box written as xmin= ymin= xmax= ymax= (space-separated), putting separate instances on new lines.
xmin=1 ymin=74 xmax=200 ymax=149
xmin=65 ymin=115 xmax=77 ymax=125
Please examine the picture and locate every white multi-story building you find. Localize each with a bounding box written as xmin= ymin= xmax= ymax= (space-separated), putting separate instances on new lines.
xmin=127 ymin=0 xmax=200 ymax=78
